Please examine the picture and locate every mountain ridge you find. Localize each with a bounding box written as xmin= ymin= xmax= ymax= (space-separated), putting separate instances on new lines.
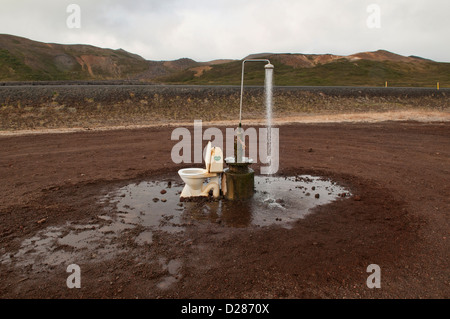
xmin=0 ymin=34 xmax=448 ymax=87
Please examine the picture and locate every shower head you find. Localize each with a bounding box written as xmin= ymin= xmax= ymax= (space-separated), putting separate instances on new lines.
xmin=264 ymin=63 xmax=274 ymax=69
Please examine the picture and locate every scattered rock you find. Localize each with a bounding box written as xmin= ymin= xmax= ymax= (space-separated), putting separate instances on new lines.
xmin=311 ymin=186 xmax=316 ymax=190
xmin=152 ymin=198 xmax=159 ymax=202
xmin=315 ymin=194 xmax=320 ymax=199
xmin=37 ymin=218 xmax=47 ymax=224
xmin=167 ymin=181 xmax=172 ymax=188
xmin=353 ymin=195 xmax=361 ymax=201
xmin=160 ymin=190 xmax=167 ymax=195
xmin=161 ymin=199 xmax=167 ymax=203
xmin=308 ymin=148 xmax=313 ymax=153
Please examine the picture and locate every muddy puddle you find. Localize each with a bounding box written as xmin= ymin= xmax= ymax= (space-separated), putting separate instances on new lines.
xmin=108 ymin=175 xmax=350 ymax=230
xmin=0 ymin=175 xmax=350 ymax=271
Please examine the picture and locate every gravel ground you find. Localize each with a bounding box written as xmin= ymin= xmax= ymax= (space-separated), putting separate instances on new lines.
xmin=0 ymin=84 xmax=448 ymax=103
xmin=0 ymin=85 xmax=449 ymax=131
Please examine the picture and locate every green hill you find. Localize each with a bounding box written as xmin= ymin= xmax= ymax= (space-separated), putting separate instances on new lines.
xmin=0 ymin=34 xmax=200 ymax=81
xmin=159 ymin=52 xmax=450 ymax=88
xmin=1 ymin=34 xmax=449 ymax=87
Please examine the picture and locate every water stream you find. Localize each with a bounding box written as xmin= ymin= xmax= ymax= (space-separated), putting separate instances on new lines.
xmin=264 ymin=66 xmax=274 ymax=174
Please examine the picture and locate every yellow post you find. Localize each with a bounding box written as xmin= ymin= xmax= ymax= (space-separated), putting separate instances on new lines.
xmin=437 ymin=82 xmax=440 ymax=90
xmin=385 ymin=81 xmax=388 ymax=88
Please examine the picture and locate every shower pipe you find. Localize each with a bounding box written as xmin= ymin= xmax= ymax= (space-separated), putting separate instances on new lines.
xmin=239 ymin=59 xmax=273 ymax=125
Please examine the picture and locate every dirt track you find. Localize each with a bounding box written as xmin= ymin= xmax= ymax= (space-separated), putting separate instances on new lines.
xmin=0 ymin=121 xmax=449 ymax=299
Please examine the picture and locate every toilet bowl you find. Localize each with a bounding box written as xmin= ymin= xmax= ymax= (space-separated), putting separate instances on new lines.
xmin=178 ymin=168 xmax=220 ymax=198
xmin=178 ymin=142 xmax=223 ymax=199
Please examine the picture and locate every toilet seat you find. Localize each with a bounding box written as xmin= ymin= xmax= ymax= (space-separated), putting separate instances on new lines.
xmin=178 ymin=168 xmax=217 ymax=178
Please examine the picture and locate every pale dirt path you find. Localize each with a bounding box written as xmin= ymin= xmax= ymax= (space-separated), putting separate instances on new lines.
xmin=1 ymin=110 xmax=449 ymax=137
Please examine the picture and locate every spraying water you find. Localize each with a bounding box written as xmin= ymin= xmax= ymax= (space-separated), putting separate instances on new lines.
xmin=264 ymin=63 xmax=274 ymax=174
xmin=238 ymin=59 xmax=275 ymax=172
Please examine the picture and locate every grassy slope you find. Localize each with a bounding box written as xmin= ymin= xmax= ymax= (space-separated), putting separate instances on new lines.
xmin=159 ymin=56 xmax=450 ymax=87
xmin=0 ymin=49 xmax=40 ymax=81
xmin=0 ymin=34 xmax=150 ymax=81
xmin=1 ymin=35 xmax=450 ymax=87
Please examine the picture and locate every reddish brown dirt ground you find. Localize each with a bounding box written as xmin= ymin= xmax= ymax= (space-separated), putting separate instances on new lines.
xmin=0 ymin=121 xmax=449 ymax=299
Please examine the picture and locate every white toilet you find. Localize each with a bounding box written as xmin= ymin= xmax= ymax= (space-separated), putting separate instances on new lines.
xmin=178 ymin=142 xmax=223 ymax=199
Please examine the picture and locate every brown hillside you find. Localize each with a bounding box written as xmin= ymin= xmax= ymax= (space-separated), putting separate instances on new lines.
xmin=350 ymin=49 xmax=422 ymax=63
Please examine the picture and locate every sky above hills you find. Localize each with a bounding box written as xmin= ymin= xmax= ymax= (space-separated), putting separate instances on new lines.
xmin=1 ymin=0 xmax=449 ymax=62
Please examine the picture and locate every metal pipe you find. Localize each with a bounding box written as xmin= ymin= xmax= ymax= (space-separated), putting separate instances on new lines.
xmin=239 ymin=59 xmax=272 ymax=125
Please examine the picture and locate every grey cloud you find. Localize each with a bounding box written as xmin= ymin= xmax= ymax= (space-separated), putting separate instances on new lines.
xmin=0 ymin=0 xmax=448 ymax=62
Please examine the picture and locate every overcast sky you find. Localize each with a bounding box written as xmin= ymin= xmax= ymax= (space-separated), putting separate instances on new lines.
xmin=1 ymin=0 xmax=449 ymax=62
